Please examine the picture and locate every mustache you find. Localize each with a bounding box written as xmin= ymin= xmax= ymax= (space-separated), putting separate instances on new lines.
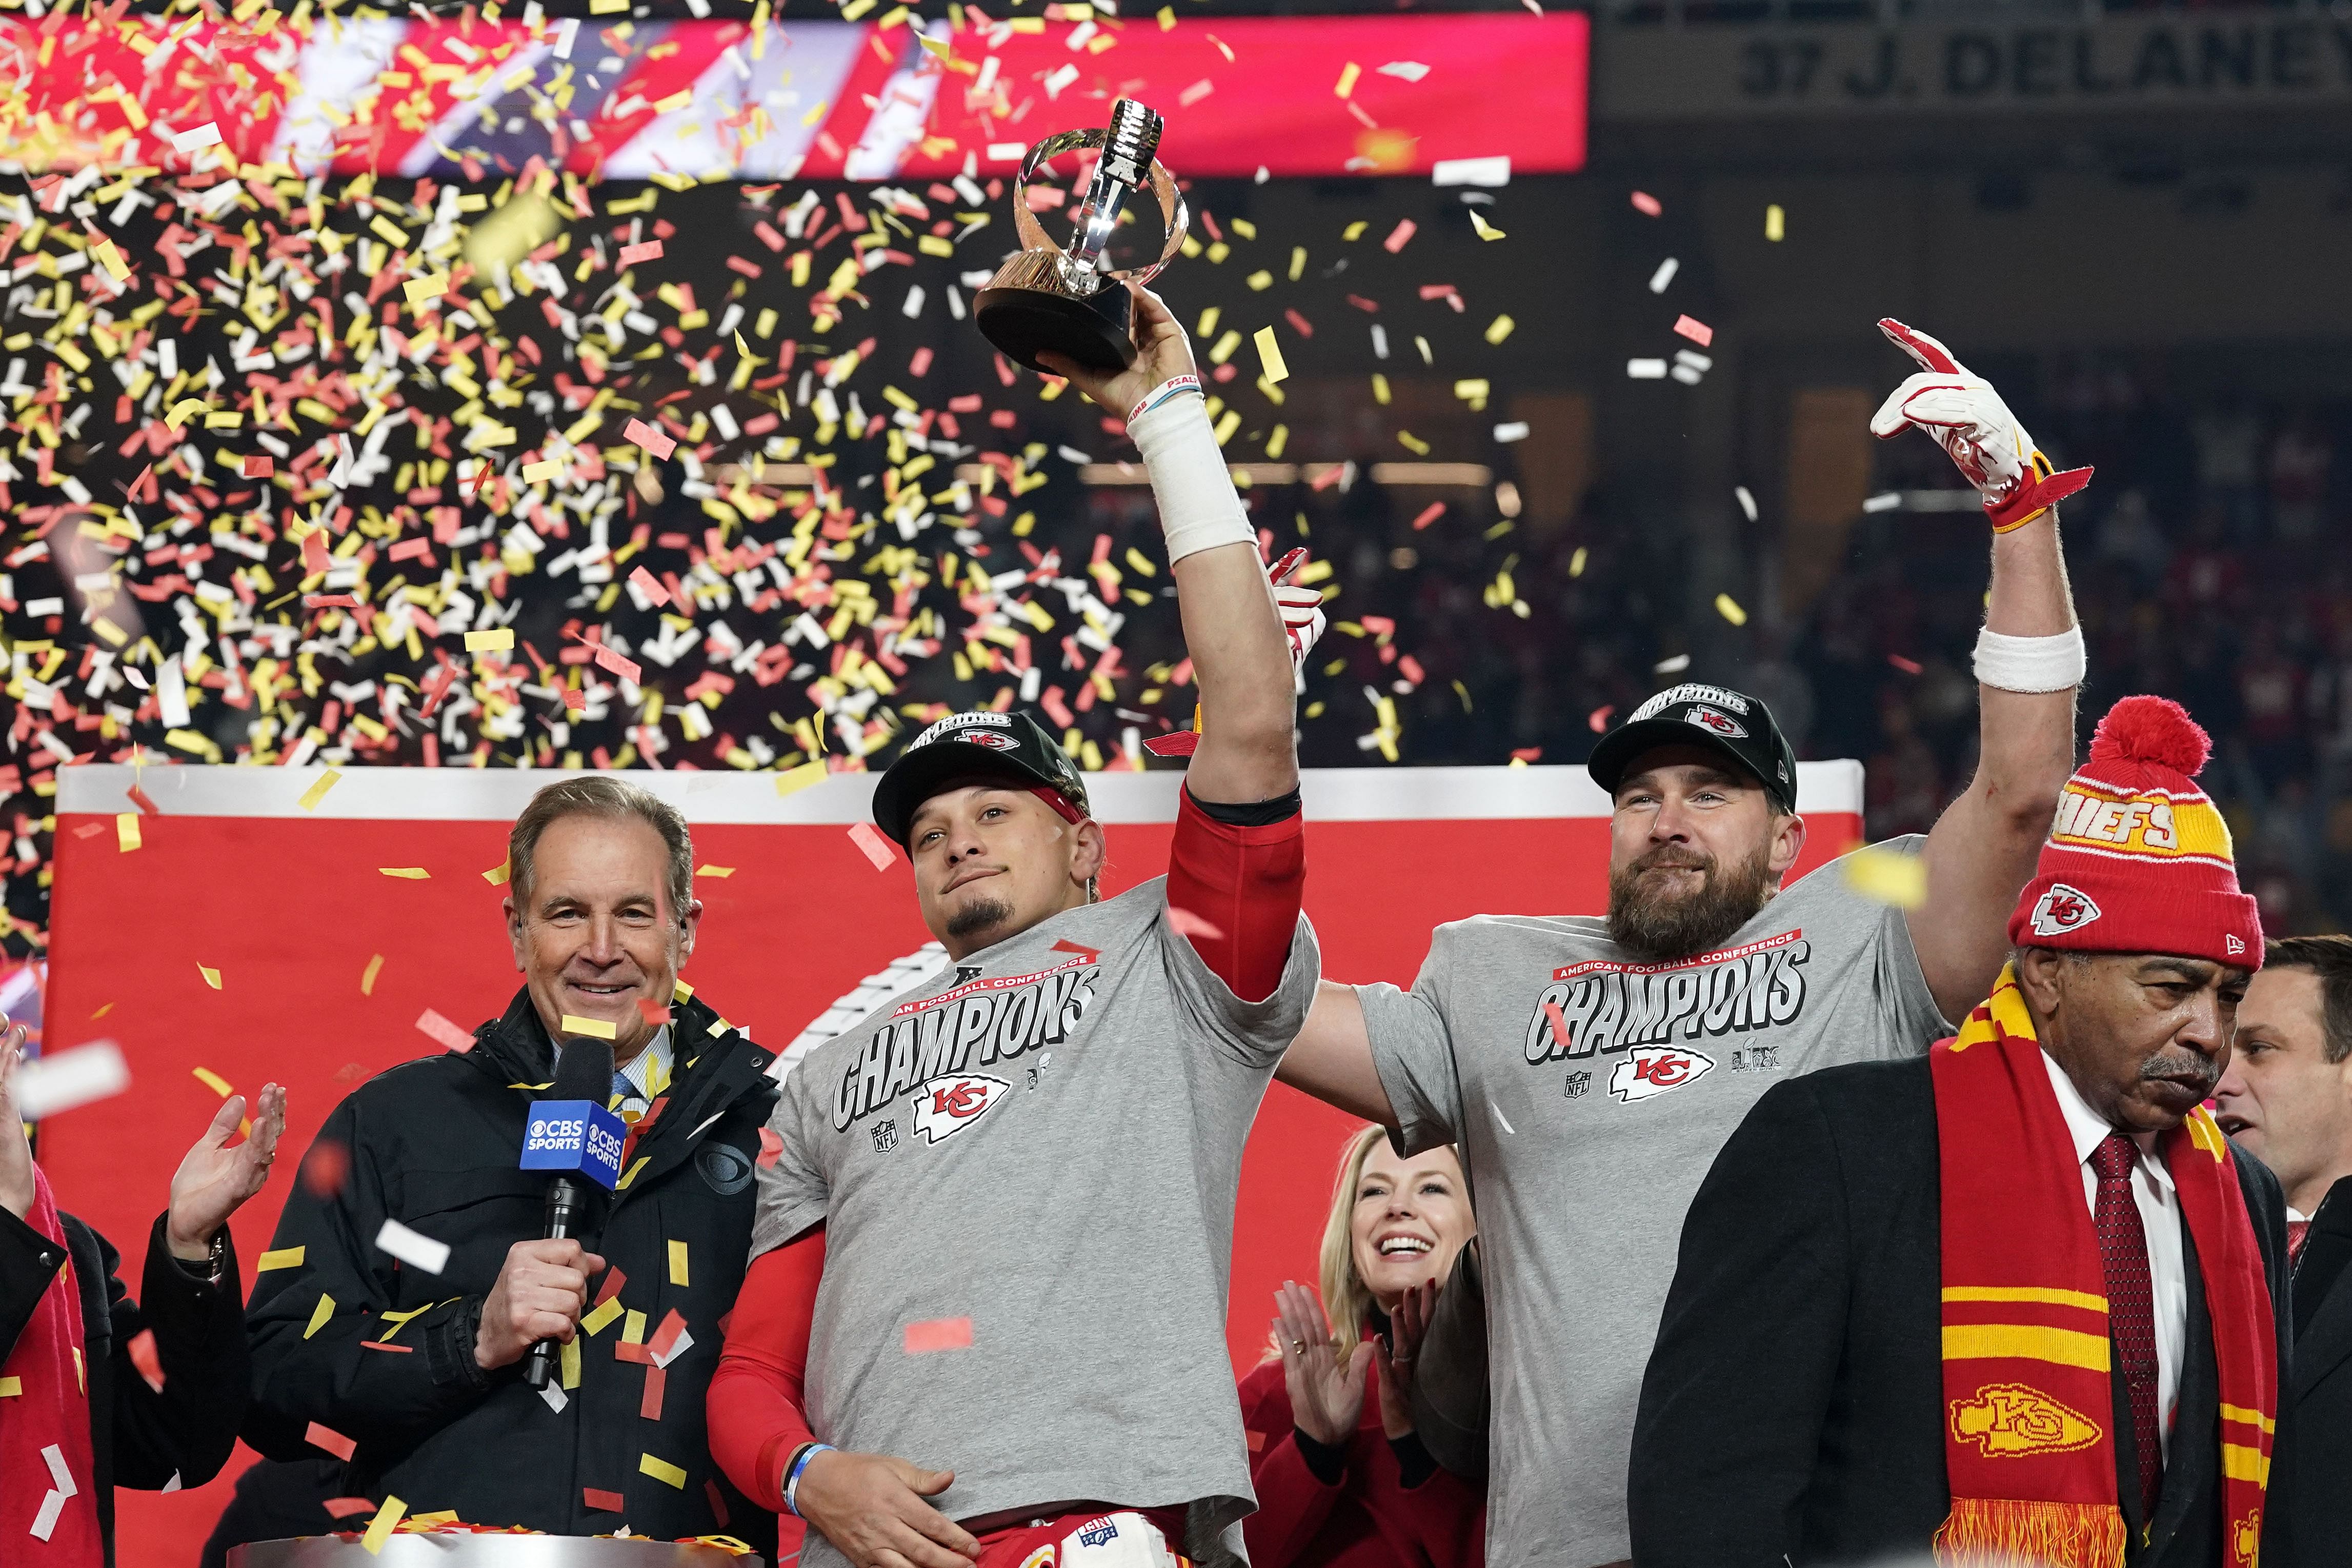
xmin=2139 ymin=1050 xmax=2221 ymax=1096
xmin=1629 ymin=846 xmax=1715 ymax=875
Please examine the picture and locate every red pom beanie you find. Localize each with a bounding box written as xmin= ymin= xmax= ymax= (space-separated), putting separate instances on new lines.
xmin=2006 ymin=695 xmax=2262 ymax=969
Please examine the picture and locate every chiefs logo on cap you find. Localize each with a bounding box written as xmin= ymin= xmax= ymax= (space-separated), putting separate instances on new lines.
xmin=961 ymin=732 xmax=1019 ymax=752
xmin=2028 ymin=883 xmax=2102 ymax=936
xmin=1684 ymin=705 xmax=1747 ymax=739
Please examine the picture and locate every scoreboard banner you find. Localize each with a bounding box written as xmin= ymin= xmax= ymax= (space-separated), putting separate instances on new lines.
xmin=0 ymin=12 xmax=1587 ymax=180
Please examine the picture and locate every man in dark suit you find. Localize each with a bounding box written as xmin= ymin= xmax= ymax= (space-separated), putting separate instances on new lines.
xmin=1631 ymin=696 xmax=2291 ymax=1568
xmin=2214 ymin=933 xmax=2352 ymax=1568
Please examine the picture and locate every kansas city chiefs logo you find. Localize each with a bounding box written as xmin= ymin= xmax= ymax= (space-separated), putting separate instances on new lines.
xmin=911 ymin=1074 xmax=1010 ymax=1144
xmin=2029 ymin=883 xmax=2102 ymax=936
xmin=1609 ymin=1047 xmax=1715 ymax=1103
xmin=1684 ymin=705 xmax=1746 ymax=738
xmin=961 ymin=731 xmax=1019 ymax=751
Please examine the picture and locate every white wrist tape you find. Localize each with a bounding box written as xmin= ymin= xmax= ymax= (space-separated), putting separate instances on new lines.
xmin=1129 ymin=392 xmax=1255 ymax=564
xmin=1973 ymin=625 xmax=2086 ymax=693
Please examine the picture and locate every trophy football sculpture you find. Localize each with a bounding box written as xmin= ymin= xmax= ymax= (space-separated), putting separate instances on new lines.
xmin=974 ymin=96 xmax=1191 ymax=374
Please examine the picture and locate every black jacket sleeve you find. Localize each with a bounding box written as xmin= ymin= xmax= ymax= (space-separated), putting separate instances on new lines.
xmin=108 ymin=1214 xmax=251 ymax=1489
xmin=246 ymin=1091 xmax=499 ymax=1451
xmin=0 ymin=1200 xmax=72 ymax=1362
xmin=1630 ymin=1077 xmax=1854 ymax=1568
xmin=1405 ymin=1240 xmax=1489 ymax=1481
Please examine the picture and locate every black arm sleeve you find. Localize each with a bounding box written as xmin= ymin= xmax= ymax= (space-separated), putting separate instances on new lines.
xmin=246 ymin=1094 xmax=498 ymax=1452
xmin=109 ymin=1214 xmax=250 ymax=1489
xmin=1405 ymin=1242 xmax=1488 ymax=1481
xmin=1629 ymin=1078 xmax=1854 ymax=1568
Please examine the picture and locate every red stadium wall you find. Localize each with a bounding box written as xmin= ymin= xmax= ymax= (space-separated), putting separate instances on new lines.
xmin=41 ymin=759 xmax=1858 ymax=1562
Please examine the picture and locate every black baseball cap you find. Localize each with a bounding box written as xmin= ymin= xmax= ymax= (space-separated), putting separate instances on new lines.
xmin=873 ymin=710 xmax=1094 ymax=848
xmin=1586 ymin=682 xmax=1799 ymax=814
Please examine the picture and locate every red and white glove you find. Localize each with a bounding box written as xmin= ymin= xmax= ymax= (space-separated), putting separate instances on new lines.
xmin=1869 ymin=318 xmax=2092 ymax=533
xmin=1144 ymin=550 xmax=1325 ymax=758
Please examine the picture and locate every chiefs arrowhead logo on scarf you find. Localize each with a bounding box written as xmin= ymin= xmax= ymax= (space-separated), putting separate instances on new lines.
xmin=1929 ymin=965 xmax=2275 ymax=1568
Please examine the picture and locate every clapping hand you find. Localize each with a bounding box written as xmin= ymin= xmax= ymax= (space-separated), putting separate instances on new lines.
xmin=1274 ymin=1279 xmax=1369 ymax=1449
xmin=166 ymin=1081 xmax=287 ymax=1261
xmin=1374 ymin=1276 xmax=1436 ymax=1439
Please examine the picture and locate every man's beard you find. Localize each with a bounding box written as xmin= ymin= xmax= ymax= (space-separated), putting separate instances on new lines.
xmin=1606 ymin=840 xmax=1777 ymax=964
xmin=945 ymin=894 xmax=1015 ymax=943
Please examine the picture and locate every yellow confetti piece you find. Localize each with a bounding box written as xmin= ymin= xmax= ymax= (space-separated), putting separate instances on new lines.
xmin=559 ymin=1014 xmax=619 ymax=1040
xmin=1715 ymin=593 xmax=1748 ymax=627
xmin=694 ymin=866 xmax=736 ymax=879
xmin=654 ymin=88 xmax=693 ymax=112
xmin=483 ymin=861 xmax=511 ymax=885
xmin=1157 ymin=5 xmax=1174 ymax=25
xmin=1766 ymin=203 xmax=1786 ymax=242
xmin=298 ymin=769 xmax=344 ymax=812
xmin=561 ymin=1336 xmax=581 ymax=1389
xmin=1254 ymin=327 xmax=1289 ymax=384
xmin=1845 ymin=844 xmax=1927 ymax=909
xmin=465 ymin=629 xmax=515 ymax=653
xmin=164 ymin=398 xmax=210 ymax=432
xmin=369 ymin=215 xmax=409 ymax=249
xmin=1334 ymin=60 xmax=1360 ymax=97
xmin=378 ymin=867 xmax=431 ymax=880
xmin=361 ymin=1497 xmax=407 ymax=1556
xmin=402 ymin=274 xmax=449 ymax=306
xmin=521 ymin=459 xmax=562 ymax=484
xmin=639 ymin=1453 xmax=688 ymax=1489
xmin=1570 ymin=546 xmax=1589 ymax=578
xmin=582 ymin=1296 xmax=625 ymax=1336
xmin=116 ymin=813 xmax=142 ymax=852
xmin=623 ymin=1309 xmax=648 ymax=1345
xmin=257 ymin=1247 xmax=307 ymax=1272
xmin=361 ymin=954 xmax=385 ymax=996
xmin=305 ymin=1292 xmax=336 ymax=1339
xmin=668 ymin=1239 xmax=690 ymax=1287
xmin=1485 ymin=315 xmax=1516 ymax=345
xmin=73 ymin=1347 xmax=83 ymax=1393
xmin=775 ymin=760 xmax=828 ymax=797
xmin=1470 ymin=210 xmax=1506 ymax=242
xmin=194 ymin=1066 xmax=233 ymax=1095
xmin=0 ymin=1377 xmax=19 ymax=1397
xmin=93 ymin=240 xmax=130 ymax=282
xmin=197 ymin=967 xmax=223 ymax=993
xmin=618 ymin=1155 xmax=652 ymax=1190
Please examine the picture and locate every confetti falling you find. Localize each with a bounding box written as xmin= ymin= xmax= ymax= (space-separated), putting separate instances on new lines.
xmin=847 ymin=821 xmax=898 ymax=871
xmin=374 ymin=1219 xmax=452 ymax=1275
xmin=1844 ymin=843 xmax=1928 ymax=909
xmin=904 ymin=1316 xmax=975 ymax=1353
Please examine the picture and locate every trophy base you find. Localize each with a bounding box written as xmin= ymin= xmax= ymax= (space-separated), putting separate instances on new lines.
xmin=975 ymin=263 xmax=1136 ymax=376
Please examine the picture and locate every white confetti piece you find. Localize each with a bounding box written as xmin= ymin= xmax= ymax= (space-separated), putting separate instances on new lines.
xmin=374 ymin=1219 xmax=451 ymax=1275
xmin=14 ymin=1041 xmax=131 ymax=1119
xmin=1655 ymin=653 xmax=1693 ymax=674
xmin=539 ymin=1381 xmax=569 ymax=1413
xmin=553 ymin=16 xmax=579 ymax=56
xmin=1490 ymin=1101 xmax=1516 ymax=1136
xmin=30 ymin=1490 xmax=65 ymax=1541
xmin=43 ymin=1443 xmax=75 ymax=1495
xmin=1863 ymin=491 xmax=1903 ymax=513
xmin=1493 ymin=421 xmax=1530 ymax=444
xmin=1735 ymin=486 xmax=1758 ymax=521
xmin=1432 ymin=155 xmax=1510 ymax=188
xmin=1648 ymin=257 xmax=1679 ymax=293
xmin=1378 ymin=61 xmax=1431 ymax=82
xmin=170 ymin=122 xmax=222 ymax=152
xmin=651 ymin=1325 xmax=696 ymax=1369
xmin=1627 ymin=358 xmax=1668 ymax=379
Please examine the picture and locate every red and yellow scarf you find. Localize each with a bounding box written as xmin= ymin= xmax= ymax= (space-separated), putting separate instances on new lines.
xmin=1930 ymin=965 xmax=2275 ymax=1568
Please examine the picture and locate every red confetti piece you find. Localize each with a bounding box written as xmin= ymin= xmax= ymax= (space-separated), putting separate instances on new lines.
xmin=593 ymin=644 xmax=645 ymax=686
xmin=1544 ymin=999 xmax=1573 ymax=1054
xmin=909 ymin=346 xmax=934 ymax=377
xmin=903 ymin=1317 xmax=973 ymax=1354
xmin=623 ymin=418 xmax=677 ymax=460
xmin=1382 ymin=219 xmax=1417 ymax=253
xmin=1284 ymin=309 xmax=1314 ymax=338
xmin=628 ymin=565 xmax=671 ymax=607
xmin=415 ymin=1008 xmax=474 ymax=1053
xmin=1410 ymin=502 xmax=1445 ymax=531
xmin=1632 ymin=190 xmax=1663 ymax=216
xmin=1589 ymin=705 xmax=1615 ymax=733
xmin=1511 ymin=747 xmax=1543 ymax=763
xmin=584 ymin=1489 xmax=627 ymax=1513
xmin=636 ymin=998 xmax=672 ymax=1027
xmin=704 ymin=1478 xmax=731 ymax=1528
xmin=1247 ymin=1429 xmax=1267 ymax=1452
xmin=757 ymin=1127 xmax=785 ymax=1169
xmin=242 ymin=455 xmax=273 ymax=478
xmin=306 ymin=1421 xmax=358 ymax=1461
xmin=618 ymin=239 xmax=665 ymax=265
xmin=323 ymin=1499 xmax=379 ymax=1520
xmin=614 ymin=1339 xmax=655 ymax=1364
xmin=847 ymin=821 xmax=897 ymax=871
xmin=388 ymin=537 xmax=435 ymax=562
xmin=639 ymin=1364 xmax=667 ymax=1420
xmin=301 ymin=1138 xmax=351 ymax=1198
xmin=1051 ymin=939 xmax=1101 ymax=962
xmin=648 ymin=1309 xmax=688 ymax=1360
xmin=1888 ymin=654 xmax=1923 ymax=675
xmin=1167 ymin=907 xmax=1225 ymax=941
xmin=562 ymin=688 xmax=586 ymax=713
xmin=592 ymin=1266 xmax=630 ymax=1310
xmin=1673 ymin=314 xmax=1714 ymax=348
xmin=127 ymin=1328 xmax=163 ymax=1392
xmin=358 ymin=1340 xmax=414 ymax=1353
xmin=127 ymin=784 xmax=160 ymax=817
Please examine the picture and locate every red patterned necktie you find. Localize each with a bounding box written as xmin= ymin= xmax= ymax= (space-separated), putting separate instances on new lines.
xmin=2288 ymin=1218 xmax=2310 ymax=1261
xmin=2090 ymin=1131 xmax=2162 ymax=1521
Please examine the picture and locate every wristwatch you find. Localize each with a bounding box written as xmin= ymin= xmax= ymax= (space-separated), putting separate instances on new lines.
xmin=172 ymin=1229 xmax=228 ymax=1286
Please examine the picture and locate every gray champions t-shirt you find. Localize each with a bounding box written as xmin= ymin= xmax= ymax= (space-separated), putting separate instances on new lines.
xmin=1360 ymin=836 xmax=1952 ymax=1568
xmin=754 ymin=878 xmax=1320 ymax=1567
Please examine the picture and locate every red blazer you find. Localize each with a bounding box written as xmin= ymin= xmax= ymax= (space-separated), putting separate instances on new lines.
xmin=1236 ymin=1359 xmax=1485 ymax=1568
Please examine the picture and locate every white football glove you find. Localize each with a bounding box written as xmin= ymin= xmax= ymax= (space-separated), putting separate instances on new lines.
xmin=1869 ymin=318 xmax=2092 ymax=532
xmin=1144 ymin=549 xmax=1325 ymax=758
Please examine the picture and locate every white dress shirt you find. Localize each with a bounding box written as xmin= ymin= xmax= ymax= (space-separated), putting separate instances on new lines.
xmin=2043 ymin=1050 xmax=2187 ymax=1463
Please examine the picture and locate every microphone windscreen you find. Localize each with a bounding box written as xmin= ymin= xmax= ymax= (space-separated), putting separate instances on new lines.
xmin=550 ymin=1035 xmax=616 ymax=1104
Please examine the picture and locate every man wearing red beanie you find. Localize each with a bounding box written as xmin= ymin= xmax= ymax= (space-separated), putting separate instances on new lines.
xmin=1632 ymin=694 xmax=2294 ymax=1568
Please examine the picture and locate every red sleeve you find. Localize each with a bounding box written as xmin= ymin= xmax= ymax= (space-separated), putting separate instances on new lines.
xmin=708 ymin=1225 xmax=825 ymax=1515
xmin=1166 ymin=786 xmax=1305 ymax=1004
xmin=1237 ymin=1360 xmax=1344 ymax=1568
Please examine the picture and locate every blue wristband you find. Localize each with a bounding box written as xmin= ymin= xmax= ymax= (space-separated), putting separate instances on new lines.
xmin=783 ymin=1442 xmax=835 ymax=1518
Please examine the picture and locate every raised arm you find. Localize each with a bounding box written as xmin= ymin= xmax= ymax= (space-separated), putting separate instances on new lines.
xmin=1041 ymin=284 xmax=1299 ymax=806
xmin=1275 ymin=981 xmax=1398 ymax=1125
xmin=1870 ymin=320 xmax=2081 ymax=1023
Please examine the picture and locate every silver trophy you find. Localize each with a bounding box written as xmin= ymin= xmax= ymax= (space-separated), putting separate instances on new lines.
xmin=974 ymin=97 xmax=1191 ymax=374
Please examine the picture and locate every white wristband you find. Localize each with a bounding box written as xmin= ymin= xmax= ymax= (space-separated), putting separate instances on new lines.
xmin=1129 ymin=393 xmax=1254 ymax=565
xmin=1973 ymin=625 xmax=2086 ymax=693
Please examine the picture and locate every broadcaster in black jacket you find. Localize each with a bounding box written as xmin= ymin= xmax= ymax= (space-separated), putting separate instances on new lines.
xmin=1 ymin=1023 xmax=283 ymax=1565
xmin=239 ymin=777 xmax=780 ymax=1554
